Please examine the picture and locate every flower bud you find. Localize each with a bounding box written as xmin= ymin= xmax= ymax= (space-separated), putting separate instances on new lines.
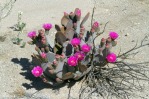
xmin=53 ymin=59 xmax=58 ymax=66
xmin=93 ymin=21 xmax=99 ymax=28
xmin=49 ymin=70 xmax=55 ymax=74
xmin=107 ymin=37 xmax=112 ymax=43
xmin=112 ymin=41 xmax=117 ymax=46
xmin=38 ymin=29 xmax=45 ymax=37
xmin=35 ymin=46 xmax=40 ymax=52
xmin=100 ymin=38 xmax=106 ymax=47
xmin=41 ymin=39 xmax=46 ymax=44
xmin=45 ymin=46 xmax=49 ymax=52
xmin=76 ymin=9 xmax=81 ymax=17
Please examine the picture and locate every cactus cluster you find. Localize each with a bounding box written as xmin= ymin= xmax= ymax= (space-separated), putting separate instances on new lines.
xmin=28 ymin=8 xmax=119 ymax=85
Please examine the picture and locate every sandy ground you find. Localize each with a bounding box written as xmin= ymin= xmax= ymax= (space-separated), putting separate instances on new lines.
xmin=0 ymin=0 xmax=149 ymax=98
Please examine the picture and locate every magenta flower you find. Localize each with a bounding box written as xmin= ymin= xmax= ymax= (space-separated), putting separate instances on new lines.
xmin=71 ymin=38 xmax=81 ymax=47
xmin=76 ymin=9 xmax=81 ymax=16
xmin=81 ymin=44 xmax=91 ymax=53
xmin=67 ymin=56 xmax=78 ymax=66
xmin=43 ymin=23 xmax=52 ymax=30
xmin=106 ymin=53 xmax=117 ymax=63
xmin=27 ymin=31 xmax=36 ymax=39
xmin=31 ymin=66 xmax=43 ymax=77
xmin=74 ymin=51 xmax=85 ymax=61
xmin=109 ymin=32 xmax=119 ymax=40
xmin=40 ymin=52 xmax=47 ymax=59
xmin=93 ymin=21 xmax=99 ymax=29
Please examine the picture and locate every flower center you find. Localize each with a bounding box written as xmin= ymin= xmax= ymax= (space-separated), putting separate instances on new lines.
xmin=110 ymin=56 xmax=114 ymax=60
xmin=35 ymin=71 xmax=39 ymax=74
xmin=71 ymin=60 xmax=75 ymax=64
xmin=78 ymin=55 xmax=81 ymax=58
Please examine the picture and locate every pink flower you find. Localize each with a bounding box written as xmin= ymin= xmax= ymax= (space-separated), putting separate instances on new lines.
xmin=106 ymin=53 xmax=117 ymax=63
xmin=31 ymin=66 xmax=43 ymax=77
xmin=67 ymin=56 xmax=78 ymax=66
xmin=76 ymin=9 xmax=81 ymax=16
xmin=109 ymin=32 xmax=119 ymax=40
xmin=81 ymin=44 xmax=91 ymax=53
xmin=71 ymin=38 xmax=81 ymax=47
xmin=43 ymin=23 xmax=52 ymax=30
xmin=74 ymin=51 xmax=85 ymax=61
xmin=27 ymin=31 xmax=36 ymax=39
xmin=93 ymin=21 xmax=99 ymax=29
xmin=40 ymin=52 xmax=47 ymax=58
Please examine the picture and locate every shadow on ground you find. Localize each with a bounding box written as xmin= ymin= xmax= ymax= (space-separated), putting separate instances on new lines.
xmin=11 ymin=58 xmax=77 ymax=91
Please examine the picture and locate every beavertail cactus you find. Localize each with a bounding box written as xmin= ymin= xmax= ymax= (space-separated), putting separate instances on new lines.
xmin=28 ymin=8 xmax=118 ymax=85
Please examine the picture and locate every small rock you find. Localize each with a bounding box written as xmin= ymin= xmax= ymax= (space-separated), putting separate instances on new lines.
xmin=131 ymin=40 xmax=135 ymax=42
xmin=125 ymin=33 xmax=129 ymax=36
xmin=0 ymin=36 xmax=6 ymax=42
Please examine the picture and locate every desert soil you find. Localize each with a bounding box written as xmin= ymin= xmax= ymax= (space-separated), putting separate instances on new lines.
xmin=0 ymin=0 xmax=149 ymax=99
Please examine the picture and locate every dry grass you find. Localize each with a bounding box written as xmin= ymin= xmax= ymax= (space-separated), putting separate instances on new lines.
xmin=11 ymin=87 xmax=26 ymax=98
